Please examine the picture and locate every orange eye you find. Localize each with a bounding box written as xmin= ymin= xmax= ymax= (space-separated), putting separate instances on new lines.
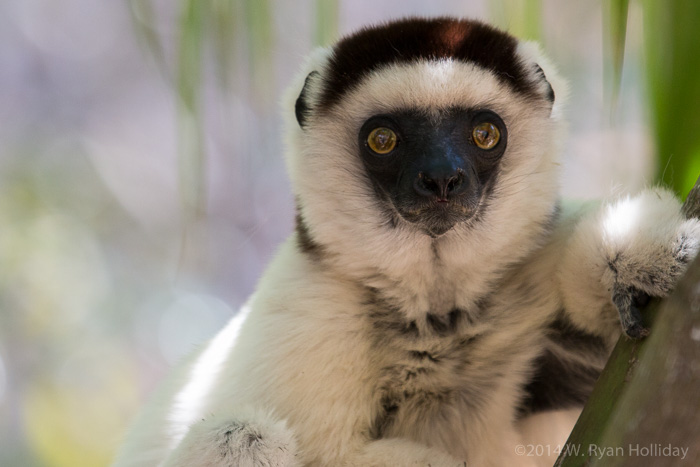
xmin=367 ymin=127 xmax=397 ymax=154
xmin=472 ymin=122 xmax=500 ymax=150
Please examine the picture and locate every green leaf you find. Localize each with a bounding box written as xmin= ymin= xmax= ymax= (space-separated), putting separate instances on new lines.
xmin=127 ymin=0 xmax=167 ymax=74
xmin=314 ymin=0 xmax=338 ymax=46
xmin=602 ymin=0 xmax=629 ymax=117
xmin=489 ymin=0 xmax=542 ymax=42
xmin=244 ymin=0 xmax=274 ymax=106
xmin=176 ymin=0 xmax=206 ymax=219
xmin=645 ymin=0 xmax=700 ymax=195
xmin=211 ymin=0 xmax=238 ymax=88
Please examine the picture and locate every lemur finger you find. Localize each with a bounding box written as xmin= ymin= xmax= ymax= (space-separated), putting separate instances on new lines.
xmin=681 ymin=175 xmax=700 ymax=219
xmin=612 ymin=285 xmax=650 ymax=339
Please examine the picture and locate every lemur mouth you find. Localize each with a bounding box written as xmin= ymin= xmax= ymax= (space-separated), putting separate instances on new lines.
xmin=393 ymin=197 xmax=481 ymax=237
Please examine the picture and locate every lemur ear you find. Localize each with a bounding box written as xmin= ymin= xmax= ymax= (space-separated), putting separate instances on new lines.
xmin=532 ymin=63 xmax=555 ymax=104
xmin=295 ymin=71 xmax=319 ymax=129
xmin=516 ymin=41 xmax=567 ymax=117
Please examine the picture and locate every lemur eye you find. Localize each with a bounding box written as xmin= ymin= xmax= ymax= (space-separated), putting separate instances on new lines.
xmin=472 ymin=122 xmax=501 ymax=150
xmin=367 ymin=127 xmax=397 ymax=154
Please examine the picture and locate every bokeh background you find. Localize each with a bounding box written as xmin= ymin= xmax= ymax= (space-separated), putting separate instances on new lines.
xmin=1 ymin=0 xmax=697 ymax=465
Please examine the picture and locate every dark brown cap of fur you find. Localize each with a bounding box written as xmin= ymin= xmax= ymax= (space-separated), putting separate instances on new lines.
xmin=318 ymin=17 xmax=543 ymax=110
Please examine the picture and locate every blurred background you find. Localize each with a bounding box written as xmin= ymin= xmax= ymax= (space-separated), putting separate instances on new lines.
xmin=1 ymin=0 xmax=698 ymax=465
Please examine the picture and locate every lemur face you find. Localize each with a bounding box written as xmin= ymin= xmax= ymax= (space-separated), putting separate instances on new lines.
xmin=288 ymin=18 xmax=562 ymax=252
xmin=357 ymin=107 xmax=508 ymax=236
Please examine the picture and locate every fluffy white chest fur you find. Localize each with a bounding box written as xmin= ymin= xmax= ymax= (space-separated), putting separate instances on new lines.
xmin=114 ymin=17 xmax=700 ymax=467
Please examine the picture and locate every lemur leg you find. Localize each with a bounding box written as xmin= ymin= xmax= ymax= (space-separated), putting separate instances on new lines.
xmin=559 ymin=188 xmax=700 ymax=339
xmin=163 ymin=410 xmax=299 ymax=467
xmin=349 ymin=438 xmax=466 ymax=467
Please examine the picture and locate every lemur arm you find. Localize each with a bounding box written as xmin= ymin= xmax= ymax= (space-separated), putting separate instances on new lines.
xmin=520 ymin=188 xmax=700 ymax=416
xmin=557 ymin=187 xmax=700 ymax=340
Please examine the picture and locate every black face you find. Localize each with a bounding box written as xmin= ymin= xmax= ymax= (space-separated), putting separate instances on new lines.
xmin=357 ymin=108 xmax=507 ymax=237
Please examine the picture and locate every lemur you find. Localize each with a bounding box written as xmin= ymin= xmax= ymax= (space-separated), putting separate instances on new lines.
xmin=114 ymin=17 xmax=700 ymax=467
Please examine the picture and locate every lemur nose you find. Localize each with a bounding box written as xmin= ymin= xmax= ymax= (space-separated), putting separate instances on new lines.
xmin=414 ymin=169 xmax=466 ymax=201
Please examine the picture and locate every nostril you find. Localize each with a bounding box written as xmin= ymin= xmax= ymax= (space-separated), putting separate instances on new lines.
xmin=446 ymin=177 xmax=457 ymax=193
xmin=446 ymin=179 xmax=455 ymax=193
xmin=414 ymin=172 xmax=439 ymax=197
xmin=423 ymin=176 xmax=439 ymax=193
xmin=446 ymin=169 xmax=465 ymax=194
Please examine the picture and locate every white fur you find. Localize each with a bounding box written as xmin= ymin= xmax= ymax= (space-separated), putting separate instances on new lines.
xmin=114 ymin=22 xmax=700 ymax=467
xmin=559 ymin=188 xmax=700 ymax=339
